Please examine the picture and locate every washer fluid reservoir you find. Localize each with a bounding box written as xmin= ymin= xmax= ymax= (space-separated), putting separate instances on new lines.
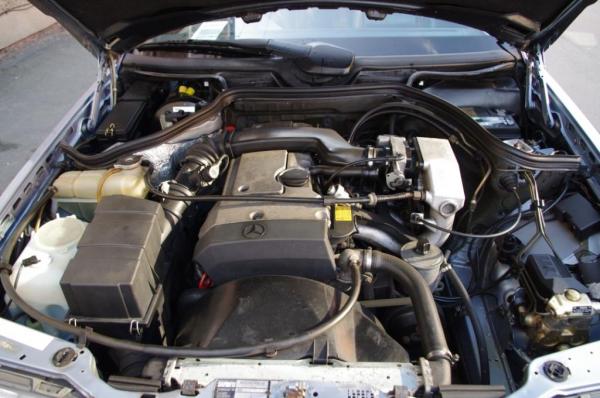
xmin=8 ymin=217 xmax=87 ymax=323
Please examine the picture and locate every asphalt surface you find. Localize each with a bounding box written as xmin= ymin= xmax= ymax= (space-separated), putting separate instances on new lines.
xmin=0 ymin=27 xmax=95 ymax=190
xmin=0 ymin=5 xmax=599 ymax=190
xmin=546 ymin=2 xmax=600 ymax=130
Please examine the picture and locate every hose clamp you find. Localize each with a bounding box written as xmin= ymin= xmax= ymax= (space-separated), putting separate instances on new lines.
xmin=531 ymin=199 xmax=545 ymax=210
xmin=0 ymin=262 xmax=12 ymax=275
xmin=367 ymin=146 xmax=377 ymax=159
xmin=129 ymin=320 xmax=141 ymax=336
xmin=427 ymin=349 xmax=458 ymax=365
xmin=440 ymin=263 xmax=452 ymax=273
xmin=362 ymin=247 xmax=373 ymax=272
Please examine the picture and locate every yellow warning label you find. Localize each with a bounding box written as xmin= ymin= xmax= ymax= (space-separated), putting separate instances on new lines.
xmin=334 ymin=204 xmax=353 ymax=222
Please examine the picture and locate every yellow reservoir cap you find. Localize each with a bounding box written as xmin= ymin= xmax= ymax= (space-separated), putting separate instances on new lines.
xmin=185 ymin=87 xmax=196 ymax=96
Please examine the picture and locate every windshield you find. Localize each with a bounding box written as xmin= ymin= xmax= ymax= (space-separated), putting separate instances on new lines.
xmin=146 ymin=8 xmax=499 ymax=56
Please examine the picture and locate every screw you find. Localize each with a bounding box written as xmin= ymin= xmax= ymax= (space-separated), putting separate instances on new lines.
xmin=362 ymin=272 xmax=374 ymax=284
xmin=416 ymin=239 xmax=431 ymax=255
xmin=52 ymin=347 xmax=77 ymax=368
xmin=565 ymin=289 xmax=581 ymax=302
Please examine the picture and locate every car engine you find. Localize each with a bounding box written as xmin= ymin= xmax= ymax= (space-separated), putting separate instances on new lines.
xmin=2 ymin=76 xmax=600 ymax=397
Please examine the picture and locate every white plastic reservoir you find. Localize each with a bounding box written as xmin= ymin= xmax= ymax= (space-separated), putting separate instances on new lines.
xmin=8 ymin=217 xmax=87 ymax=321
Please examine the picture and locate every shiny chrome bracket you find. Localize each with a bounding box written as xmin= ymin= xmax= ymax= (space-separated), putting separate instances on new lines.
xmin=526 ymin=46 xmax=555 ymax=129
xmin=87 ymin=45 xmax=120 ymax=132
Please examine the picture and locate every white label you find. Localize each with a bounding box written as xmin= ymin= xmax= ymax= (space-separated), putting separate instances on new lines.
xmin=172 ymin=106 xmax=195 ymax=113
xmin=0 ymin=318 xmax=53 ymax=351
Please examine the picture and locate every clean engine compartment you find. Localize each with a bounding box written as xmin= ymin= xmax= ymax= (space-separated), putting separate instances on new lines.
xmin=2 ymin=66 xmax=600 ymax=397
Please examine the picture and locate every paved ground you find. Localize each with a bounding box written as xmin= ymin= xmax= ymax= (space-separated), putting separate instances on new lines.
xmin=0 ymin=26 xmax=95 ymax=189
xmin=546 ymin=2 xmax=600 ymax=130
xmin=0 ymin=5 xmax=599 ymax=191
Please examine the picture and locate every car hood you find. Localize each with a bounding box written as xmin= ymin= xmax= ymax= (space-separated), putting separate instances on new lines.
xmin=30 ymin=0 xmax=596 ymax=57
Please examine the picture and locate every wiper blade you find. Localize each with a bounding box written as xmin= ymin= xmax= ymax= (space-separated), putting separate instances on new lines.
xmin=138 ymin=39 xmax=272 ymax=56
xmin=138 ymin=39 xmax=355 ymax=75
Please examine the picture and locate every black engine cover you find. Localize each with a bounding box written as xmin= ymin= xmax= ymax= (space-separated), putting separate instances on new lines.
xmin=175 ymin=276 xmax=408 ymax=362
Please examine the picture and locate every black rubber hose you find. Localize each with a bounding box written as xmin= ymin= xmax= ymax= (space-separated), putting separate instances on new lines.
xmin=226 ymin=126 xmax=368 ymax=166
xmin=354 ymin=223 xmax=407 ymax=257
xmin=59 ymin=85 xmax=581 ymax=171
xmin=322 ymin=156 xmax=400 ymax=189
xmin=309 ymin=165 xmax=378 ymax=178
xmin=1 ymin=208 xmax=362 ymax=358
xmin=445 ymin=265 xmax=490 ymax=385
xmin=369 ymin=250 xmax=452 ymax=386
xmin=406 ymin=62 xmax=514 ymax=87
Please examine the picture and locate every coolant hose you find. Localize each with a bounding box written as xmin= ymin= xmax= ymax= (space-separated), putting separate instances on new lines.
xmin=366 ymin=250 xmax=453 ymax=385
xmin=445 ymin=264 xmax=490 ymax=385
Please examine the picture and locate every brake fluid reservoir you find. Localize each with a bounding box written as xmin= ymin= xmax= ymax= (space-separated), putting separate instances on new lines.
xmin=8 ymin=217 xmax=87 ymax=321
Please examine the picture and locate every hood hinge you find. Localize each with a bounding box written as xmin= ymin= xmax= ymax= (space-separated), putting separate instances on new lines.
xmin=525 ymin=45 xmax=555 ymax=129
xmin=87 ymin=45 xmax=120 ymax=132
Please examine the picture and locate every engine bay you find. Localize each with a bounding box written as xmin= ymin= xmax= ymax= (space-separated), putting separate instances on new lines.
xmin=2 ymin=72 xmax=600 ymax=397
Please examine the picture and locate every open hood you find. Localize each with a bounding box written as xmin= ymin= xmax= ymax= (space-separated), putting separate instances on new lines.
xmin=30 ymin=0 xmax=596 ymax=57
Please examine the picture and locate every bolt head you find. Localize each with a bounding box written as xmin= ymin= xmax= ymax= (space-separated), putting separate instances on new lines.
xmin=543 ymin=360 xmax=570 ymax=382
xmin=416 ymin=239 xmax=431 ymax=255
xmin=52 ymin=347 xmax=77 ymax=368
xmin=439 ymin=201 xmax=457 ymax=215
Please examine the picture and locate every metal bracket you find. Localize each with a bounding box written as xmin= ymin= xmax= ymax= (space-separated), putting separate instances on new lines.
xmin=419 ymin=358 xmax=434 ymax=397
xmin=526 ymin=46 xmax=555 ymax=129
xmin=129 ymin=320 xmax=141 ymax=336
xmin=87 ymin=48 xmax=120 ymax=132
xmin=311 ymin=337 xmax=331 ymax=365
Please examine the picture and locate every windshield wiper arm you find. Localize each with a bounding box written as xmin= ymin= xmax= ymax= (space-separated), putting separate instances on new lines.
xmin=138 ymin=39 xmax=355 ymax=75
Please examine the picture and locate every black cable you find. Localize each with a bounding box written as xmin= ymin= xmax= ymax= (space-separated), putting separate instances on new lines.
xmin=144 ymin=167 xmax=413 ymax=206
xmin=406 ymin=62 xmax=514 ymax=87
xmin=330 ymin=192 xmax=414 ymax=205
xmin=412 ymin=191 xmax=522 ymax=239
xmin=444 ymin=263 xmax=490 ymax=384
xmin=0 ymin=206 xmax=362 ymax=358
xmin=323 ymin=156 xmax=400 ymax=188
xmin=467 ymin=177 xmax=570 ymax=293
xmin=144 ymin=169 xmax=322 ymax=205
xmin=59 ymin=86 xmax=581 ymax=171
xmin=347 ymin=102 xmax=460 ymax=145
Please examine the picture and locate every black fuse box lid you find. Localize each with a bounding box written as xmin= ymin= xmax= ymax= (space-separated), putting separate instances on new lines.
xmin=60 ymin=196 xmax=167 ymax=325
xmin=554 ymin=193 xmax=600 ymax=239
xmin=95 ymin=100 xmax=146 ymax=142
xmin=525 ymin=254 xmax=588 ymax=298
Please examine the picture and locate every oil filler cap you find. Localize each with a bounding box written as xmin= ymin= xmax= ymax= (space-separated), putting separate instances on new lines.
xmin=278 ymin=167 xmax=310 ymax=187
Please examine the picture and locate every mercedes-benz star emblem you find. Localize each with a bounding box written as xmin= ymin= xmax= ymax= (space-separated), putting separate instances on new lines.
xmin=242 ymin=222 xmax=266 ymax=239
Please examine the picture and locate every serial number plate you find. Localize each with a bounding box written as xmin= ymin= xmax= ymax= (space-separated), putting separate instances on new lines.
xmin=215 ymin=380 xmax=270 ymax=398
